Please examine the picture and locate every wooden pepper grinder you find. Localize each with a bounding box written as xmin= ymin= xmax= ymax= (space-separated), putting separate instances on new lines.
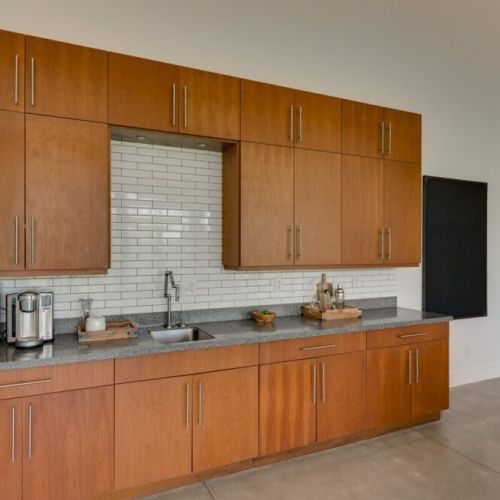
xmin=316 ymin=273 xmax=334 ymax=312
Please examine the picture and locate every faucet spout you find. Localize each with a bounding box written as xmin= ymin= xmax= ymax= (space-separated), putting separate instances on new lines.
xmin=164 ymin=271 xmax=181 ymax=329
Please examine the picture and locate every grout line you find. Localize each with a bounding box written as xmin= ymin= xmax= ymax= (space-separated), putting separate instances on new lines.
xmin=204 ymin=481 xmax=216 ymax=500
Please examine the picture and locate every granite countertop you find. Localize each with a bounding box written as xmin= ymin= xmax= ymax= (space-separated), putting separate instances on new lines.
xmin=0 ymin=307 xmax=452 ymax=370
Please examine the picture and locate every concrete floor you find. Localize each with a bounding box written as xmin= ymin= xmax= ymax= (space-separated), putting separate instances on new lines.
xmin=141 ymin=377 xmax=500 ymax=500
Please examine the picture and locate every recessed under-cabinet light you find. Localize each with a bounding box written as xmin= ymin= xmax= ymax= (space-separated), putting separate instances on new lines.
xmin=136 ymin=135 xmax=147 ymax=141
xmin=198 ymin=142 xmax=207 ymax=147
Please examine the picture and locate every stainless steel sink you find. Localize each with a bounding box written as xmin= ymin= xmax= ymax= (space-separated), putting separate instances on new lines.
xmin=150 ymin=327 xmax=214 ymax=343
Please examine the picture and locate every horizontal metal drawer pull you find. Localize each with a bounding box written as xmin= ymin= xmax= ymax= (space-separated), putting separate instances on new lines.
xmin=398 ymin=333 xmax=427 ymax=339
xmin=0 ymin=379 xmax=52 ymax=390
xmin=300 ymin=344 xmax=336 ymax=351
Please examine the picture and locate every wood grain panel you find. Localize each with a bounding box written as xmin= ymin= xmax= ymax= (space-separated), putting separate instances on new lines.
xmin=26 ymin=36 xmax=107 ymax=122
xmin=259 ymin=359 xmax=317 ymax=456
xmin=367 ymin=345 xmax=411 ymax=428
xmin=25 ymin=114 xmax=109 ymax=271
xmin=0 ymin=360 xmax=114 ymax=401
xmin=384 ymin=161 xmax=421 ymax=265
xmin=222 ymin=143 xmax=240 ymax=267
xmin=367 ymin=322 xmax=449 ymax=350
xmin=115 ymin=344 xmax=259 ymax=384
xmin=179 ymin=67 xmax=240 ymax=140
xmin=411 ymin=339 xmax=449 ymax=418
xmin=383 ymin=108 xmax=421 ymax=163
xmin=0 ymin=398 xmax=22 ymax=500
xmin=240 ymin=142 xmax=294 ymax=267
xmin=0 ymin=111 xmax=25 ymax=272
xmin=260 ymin=332 xmax=366 ymax=364
xmin=317 ymin=352 xmax=366 ymax=441
xmin=342 ymin=100 xmax=384 ymax=158
xmin=294 ymin=149 xmax=341 ymax=266
xmin=108 ymin=53 xmax=179 ymax=132
xmin=341 ymin=155 xmax=383 ymax=265
xmin=241 ymin=80 xmax=294 ymax=146
xmin=294 ymin=90 xmax=341 ymax=152
xmin=115 ymin=376 xmax=192 ymax=489
xmin=193 ymin=367 xmax=258 ymax=471
xmin=22 ymin=386 xmax=114 ymax=500
xmin=0 ymin=29 xmax=25 ymax=112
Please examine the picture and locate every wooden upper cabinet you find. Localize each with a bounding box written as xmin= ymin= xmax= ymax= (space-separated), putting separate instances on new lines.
xmin=383 ymin=161 xmax=421 ymax=265
xmin=240 ymin=143 xmax=294 ymax=267
xmin=241 ymin=80 xmax=294 ymax=146
xmin=193 ymin=367 xmax=258 ymax=472
xmin=179 ymin=67 xmax=240 ymax=140
xmin=342 ymin=100 xmax=384 ymax=158
xmin=0 ymin=30 xmax=25 ymax=112
xmin=259 ymin=359 xmax=317 ymax=456
xmin=384 ymin=108 xmax=421 ymax=163
xmin=25 ymin=36 xmax=107 ymax=122
xmin=115 ymin=376 xmax=192 ymax=490
xmin=0 ymin=111 xmax=25 ymax=272
xmin=294 ymin=149 xmax=341 ymax=266
xmin=108 ymin=53 xmax=179 ymax=132
xmin=341 ymin=156 xmax=384 ymax=265
xmin=0 ymin=399 xmax=22 ymax=500
xmin=25 ymin=115 xmax=109 ymax=271
xmin=22 ymin=387 xmax=114 ymax=500
xmin=294 ymin=91 xmax=341 ymax=152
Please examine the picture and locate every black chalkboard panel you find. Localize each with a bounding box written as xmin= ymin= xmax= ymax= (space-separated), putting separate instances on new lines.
xmin=423 ymin=176 xmax=487 ymax=319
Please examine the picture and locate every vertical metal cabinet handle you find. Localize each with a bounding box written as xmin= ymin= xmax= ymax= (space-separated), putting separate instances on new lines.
xmin=31 ymin=216 xmax=35 ymax=265
xmin=379 ymin=229 xmax=385 ymax=261
xmin=28 ymin=404 xmax=32 ymax=459
xmin=298 ymin=106 xmax=303 ymax=142
xmin=296 ymin=225 xmax=302 ymax=259
xmin=30 ymin=57 xmax=35 ymax=107
xmin=408 ymin=350 xmax=412 ymax=385
xmin=287 ymin=225 xmax=293 ymax=259
xmin=290 ymin=105 xmax=294 ymax=142
xmin=416 ymin=348 xmax=420 ymax=384
xmin=14 ymin=216 xmax=19 ymax=265
xmin=312 ymin=364 xmax=317 ymax=405
xmin=388 ymin=122 xmax=392 ymax=155
xmin=321 ymin=363 xmax=326 ymax=403
xmin=387 ymin=227 xmax=392 ymax=261
xmin=198 ymin=381 xmax=202 ymax=426
xmin=183 ymin=85 xmax=188 ymax=128
xmin=380 ymin=121 xmax=385 ymax=153
xmin=14 ymin=55 xmax=19 ymax=104
xmin=11 ymin=407 xmax=15 ymax=462
xmin=172 ymin=83 xmax=176 ymax=126
xmin=185 ymin=382 xmax=190 ymax=428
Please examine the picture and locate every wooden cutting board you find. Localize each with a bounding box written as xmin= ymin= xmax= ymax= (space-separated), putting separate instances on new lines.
xmin=301 ymin=305 xmax=362 ymax=321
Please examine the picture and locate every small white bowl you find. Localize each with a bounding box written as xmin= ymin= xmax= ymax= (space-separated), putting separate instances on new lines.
xmin=85 ymin=316 xmax=106 ymax=332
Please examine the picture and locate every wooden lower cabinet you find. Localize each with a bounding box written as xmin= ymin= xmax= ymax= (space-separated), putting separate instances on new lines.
xmin=193 ymin=366 xmax=258 ymax=471
xmin=115 ymin=375 xmax=192 ymax=490
xmin=22 ymin=386 xmax=114 ymax=500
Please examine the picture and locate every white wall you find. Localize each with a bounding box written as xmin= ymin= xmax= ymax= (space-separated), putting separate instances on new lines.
xmin=1 ymin=0 xmax=499 ymax=386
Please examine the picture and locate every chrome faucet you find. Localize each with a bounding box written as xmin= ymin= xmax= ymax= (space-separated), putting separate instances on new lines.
xmin=164 ymin=271 xmax=181 ymax=329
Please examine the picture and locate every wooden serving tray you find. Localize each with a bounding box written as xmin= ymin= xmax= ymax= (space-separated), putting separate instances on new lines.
xmin=301 ymin=305 xmax=362 ymax=321
xmin=77 ymin=320 xmax=139 ymax=344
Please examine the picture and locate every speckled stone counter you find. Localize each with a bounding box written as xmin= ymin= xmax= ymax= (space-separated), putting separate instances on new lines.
xmin=0 ymin=307 xmax=451 ymax=370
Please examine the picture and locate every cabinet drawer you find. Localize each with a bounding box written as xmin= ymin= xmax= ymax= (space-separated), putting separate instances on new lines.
xmin=0 ymin=360 xmax=114 ymax=400
xmin=115 ymin=344 xmax=259 ymax=384
xmin=259 ymin=332 xmax=366 ymax=364
xmin=367 ymin=323 xmax=449 ymax=350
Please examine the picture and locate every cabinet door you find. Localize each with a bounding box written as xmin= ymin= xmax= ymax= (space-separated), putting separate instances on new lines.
xmin=294 ymin=91 xmax=341 ymax=152
xmin=193 ymin=367 xmax=258 ymax=471
xmin=240 ymin=143 xmax=294 ymax=267
xmin=0 ymin=30 xmax=24 ymax=112
xmin=383 ymin=161 xmax=421 ymax=265
xmin=342 ymin=100 xmax=384 ymax=158
xmin=259 ymin=359 xmax=317 ymax=455
xmin=317 ymin=352 xmax=366 ymax=441
xmin=411 ymin=340 xmax=449 ymax=418
xmin=383 ymin=108 xmax=421 ymax=163
xmin=179 ymin=67 xmax=240 ymax=140
xmin=367 ymin=345 xmax=411 ymax=428
xmin=294 ymin=149 xmax=341 ymax=266
xmin=109 ymin=53 xmax=179 ymax=132
xmin=26 ymin=36 xmax=107 ymax=122
xmin=0 ymin=399 xmax=22 ymax=500
xmin=341 ymin=155 xmax=384 ymax=265
xmin=241 ymin=80 xmax=295 ymax=146
xmin=115 ymin=376 xmax=192 ymax=489
xmin=23 ymin=387 xmax=114 ymax=500
xmin=0 ymin=111 xmax=25 ymax=272
xmin=25 ymin=115 xmax=109 ymax=271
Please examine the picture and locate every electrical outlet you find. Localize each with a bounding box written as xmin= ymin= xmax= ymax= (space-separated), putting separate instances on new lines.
xmin=272 ymin=277 xmax=282 ymax=290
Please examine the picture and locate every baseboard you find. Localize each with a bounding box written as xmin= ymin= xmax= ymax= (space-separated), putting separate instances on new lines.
xmin=450 ymin=363 xmax=500 ymax=387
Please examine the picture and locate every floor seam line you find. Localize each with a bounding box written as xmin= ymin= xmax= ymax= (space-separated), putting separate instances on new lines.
xmin=204 ymin=481 xmax=216 ymax=500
